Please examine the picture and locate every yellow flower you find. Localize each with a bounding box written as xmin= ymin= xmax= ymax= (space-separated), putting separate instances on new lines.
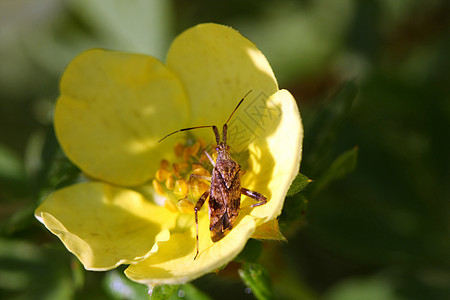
xmin=35 ymin=23 xmax=303 ymax=285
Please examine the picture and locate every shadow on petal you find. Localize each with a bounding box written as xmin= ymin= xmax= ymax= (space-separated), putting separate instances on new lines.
xmin=166 ymin=23 xmax=278 ymax=132
xmin=125 ymin=214 xmax=257 ymax=285
xmin=35 ymin=182 xmax=178 ymax=270
xmin=55 ymin=49 xmax=190 ymax=186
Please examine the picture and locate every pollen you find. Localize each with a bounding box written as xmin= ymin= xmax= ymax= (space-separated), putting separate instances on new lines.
xmin=153 ymin=138 xmax=211 ymax=214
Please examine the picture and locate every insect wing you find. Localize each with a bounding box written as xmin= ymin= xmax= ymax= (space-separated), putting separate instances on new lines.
xmin=208 ymin=161 xmax=242 ymax=242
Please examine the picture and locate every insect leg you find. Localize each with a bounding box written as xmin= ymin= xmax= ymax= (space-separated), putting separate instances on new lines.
xmin=203 ymin=149 xmax=215 ymax=167
xmin=190 ymin=173 xmax=211 ymax=182
xmin=194 ymin=189 xmax=210 ymax=260
xmin=186 ymin=173 xmax=211 ymax=198
xmin=241 ymin=187 xmax=267 ymax=207
xmin=178 ymin=173 xmax=211 ymax=204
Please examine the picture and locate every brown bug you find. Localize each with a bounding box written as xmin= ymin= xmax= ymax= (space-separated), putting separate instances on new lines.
xmin=159 ymin=91 xmax=267 ymax=259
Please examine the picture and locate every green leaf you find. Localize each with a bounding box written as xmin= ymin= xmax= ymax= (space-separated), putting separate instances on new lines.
xmin=313 ymin=146 xmax=358 ymax=195
xmin=286 ymin=173 xmax=312 ymax=196
xmin=279 ymin=194 xmax=308 ymax=235
xmin=104 ymin=269 xmax=149 ymax=300
xmin=238 ymin=262 xmax=274 ymax=300
xmin=0 ymin=144 xmax=24 ymax=181
xmin=180 ymin=283 xmax=213 ymax=300
xmin=71 ymin=258 xmax=84 ymax=291
xmin=325 ymin=276 xmax=399 ymax=300
xmin=1 ymin=203 xmax=35 ymax=235
xmin=69 ymin=0 xmax=172 ymax=59
xmin=303 ymin=80 xmax=358 ymax=177
xmin=150 ymin=284 xmax=180 ymax=300
xmin=0 ymin=239 xmax=74 ymax=299
xmin=235 ymin=239 xmax=263 ymax=263
xmin=0 ymin=144 xmax=27 ymax=198
xmin=26 ymin=126 xmax=81 ymax=204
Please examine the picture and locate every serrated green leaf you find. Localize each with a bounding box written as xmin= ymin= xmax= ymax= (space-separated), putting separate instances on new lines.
xmin=251 ymin=219 xmax=286 ymax=241
xmin=150 ymin=284 xmax=180 ymax=300
xmin=238 ymin=262 xmax=274 ymax=300
xmin=313 ymin=146 xmax=358 ymax=194
xmin=287 ymin=173 xmax=312 ymax=196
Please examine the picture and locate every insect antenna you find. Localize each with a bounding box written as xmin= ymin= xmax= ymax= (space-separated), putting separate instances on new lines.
xmin=222 ymin=90 xmax=252 ymax=143
xmin=158 ymin=90 xmax=253 ymax=143
xmin=224 ymin=90 xmax=252 ymax=125
xmin=158 ymin=125 xmax=213 ymax=143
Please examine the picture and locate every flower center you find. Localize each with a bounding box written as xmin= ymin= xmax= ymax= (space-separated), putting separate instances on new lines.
xmin=152 ymin=138 xmax=213 ymax=214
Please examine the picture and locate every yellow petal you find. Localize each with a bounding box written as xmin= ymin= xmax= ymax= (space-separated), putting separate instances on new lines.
xmin=35 ymin=182 xmax=178 ymax=270
xmin=166 ymin=23 xmax=278 ymax=139
xmin=55 ymin=49 xmax=189 ymax=186
xmin=239 ymin=89 xmax=303 ymax=223
xmin=125 ymin=213 xmax=257 ymax=284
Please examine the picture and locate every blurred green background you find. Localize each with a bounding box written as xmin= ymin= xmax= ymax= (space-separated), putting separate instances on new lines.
xmin=1 ymin=0 xmax=449 ymax=299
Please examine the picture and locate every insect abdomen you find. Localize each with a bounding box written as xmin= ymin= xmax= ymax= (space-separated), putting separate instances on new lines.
xmin=208 ymin=162 xmax=242 ymax=242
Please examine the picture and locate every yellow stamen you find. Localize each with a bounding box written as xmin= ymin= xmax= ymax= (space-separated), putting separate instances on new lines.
xmin=152 ymin=179 xmax=165 ymax=195
xmin=198 ymin=138 xmax=206 ymax=149
xmin=154 ymin=138 xmax=213 ymax=213
xmin=174 ymin=179 xmax=188 ymax=196
xmin=159 ymin=159 xmax=170 ymax=170
xmin=173 ymin=162 xmax=189 ymax=177
xmin=164 ymin=199 xmax=178 ymax=212
xmin=191 ymin=181 xmax=209 ymax=199
xmin=174 ymin=142 xmax=184 ymax=157
xmin=178 ymin=199 xmax=194 ymax=214
xmin=155 ymin=168 xmax=171 ymax=182
xmin=165 ymin=175 xmax=175 ymax=190
xmin=182 ymin=147 xmax=191 ymax=162
xmin=188 ymin=142 xmax=201 ymax=157
xmin=192 ymin=163 xmax=211 ymax=177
